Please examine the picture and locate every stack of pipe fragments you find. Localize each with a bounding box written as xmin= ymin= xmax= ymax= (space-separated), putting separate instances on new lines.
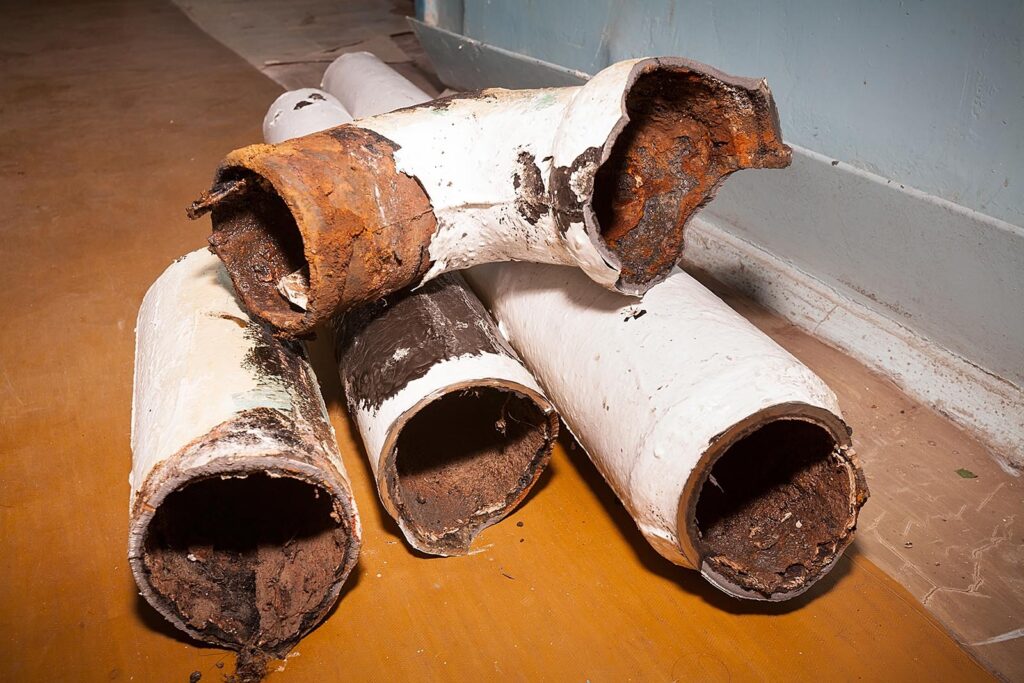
xmin=130 ymin=52 xmax=867 ymax=675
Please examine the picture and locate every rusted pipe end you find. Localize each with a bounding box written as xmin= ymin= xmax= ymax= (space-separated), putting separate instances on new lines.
xmin=567 ymin=57 xmax=792 ymax=295
xmin=380 ymin=383 xmax=558 ymax=555
xmin=193 ymin=127 xmax=436 ymax=337
xmin=677 ymin=403 xmax=868 ymax=601
xmin=128 ymin=410 xmax=361 ymax=657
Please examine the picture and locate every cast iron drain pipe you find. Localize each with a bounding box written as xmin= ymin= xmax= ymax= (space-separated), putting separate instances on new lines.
xmin=190 ymin=56 xmax=791 ymax=337
xmin=331 ymin=53 xmax=867 ymax=601
xmin=266 ymin=88 xmax=557 ymax=556
xmin=130 ymin=249 xmax=360 ymax=662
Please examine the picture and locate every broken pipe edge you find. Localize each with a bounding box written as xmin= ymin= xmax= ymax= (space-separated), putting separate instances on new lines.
xmin=554 ymin=56 xmax=792 ymax=295
xmin=676 ymin=403 xmax=868 ymax=601
xmin=376 ymin=379 xmax=558 ymax=556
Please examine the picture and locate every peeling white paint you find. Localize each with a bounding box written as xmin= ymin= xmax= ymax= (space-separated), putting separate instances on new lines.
xmin=322 ymin=52 xmax=433 ymax=119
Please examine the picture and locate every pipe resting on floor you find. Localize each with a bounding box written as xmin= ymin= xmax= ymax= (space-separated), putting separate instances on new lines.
xmin=190 ymin=56 xmax=791 ymax=337
xmin=331 ymin=53 xmax=867 ymax=601
xmin=265 ymin=87 xmax=558 ymax=555
xmin=130 ymin=249 xmax=360 ymax=656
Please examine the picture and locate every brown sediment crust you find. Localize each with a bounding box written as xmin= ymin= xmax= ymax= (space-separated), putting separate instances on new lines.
xmin=192 ymin=126 xmax=437 ymax=337
xmin=388 ymin=387 xmax=556 ymax=554
xmin=590 ymin=60 xmax=792 ymax=291
xmin=142 ymin=473 xmax=348 ymax=657
xmin=333 ymin=272 xmax=518 ymax=411
xmin=333 ymin=272 xmax=557 ymax=554
xmin=691 ymin=417 xmax=868 ymax=598
xmin=131 ymin=316 xmax=360 ymax=666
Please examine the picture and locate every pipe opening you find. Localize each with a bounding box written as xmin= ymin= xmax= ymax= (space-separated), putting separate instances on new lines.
xmin=390 ymin=387 xmax=553 ymax=553
xmin=142 ymin=473 xmax=349 ymax=654
xmin=207 ymin=171 xmax=310 ymax=329
xmin=694 ymin=420 xmax=854 ymax=598
xmin=593 ymin=69 xmax=754 ymax=290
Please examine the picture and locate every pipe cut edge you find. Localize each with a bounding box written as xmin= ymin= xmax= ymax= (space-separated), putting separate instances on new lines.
xmin=261 ymin=87 xmax=558 ymax=556
xmin=332 ymin=273 xmax=558 ymax=556
xmin=129 ymin=249 xmax=360 ymax=655
xmin=467 ymin=263 xmax=868 ymax=601
xmin=190 ymin=56 xmax=791 ymax=337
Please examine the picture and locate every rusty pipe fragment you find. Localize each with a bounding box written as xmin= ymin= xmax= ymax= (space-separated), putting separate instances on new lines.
xmin=130 ymin=249 xmax=360 ymax=659
xmin=336 ymin=55 xmax=866 ymax=601
xmin=263 ymin=88 xmax=558 ymax=555
xmin=191 ymin=56 xmax=791 ymax=337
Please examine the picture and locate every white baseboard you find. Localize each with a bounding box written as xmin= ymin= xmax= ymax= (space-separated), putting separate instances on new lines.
xmin=684 ymin=217 xmax=1023 ymax=471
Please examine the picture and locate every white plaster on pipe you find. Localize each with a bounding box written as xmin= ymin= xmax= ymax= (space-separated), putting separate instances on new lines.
xmin=263 ymin=88 xmax=352 ymax=144
xmin=129 ymin=249 xmax=360 ymax=645
xmin=322 ymin=52 xmax=431 ymax=119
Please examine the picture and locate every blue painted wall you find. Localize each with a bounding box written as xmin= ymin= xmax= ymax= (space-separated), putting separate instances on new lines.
xmin=460 ymin=0 xmax=1024 ymax=227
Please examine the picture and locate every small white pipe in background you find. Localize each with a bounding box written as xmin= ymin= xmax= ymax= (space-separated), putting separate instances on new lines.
xmin=130 ymin=249 xmax=361 ymax=655
xmin=327 ymin=53 xmax=867 ymax=601
xmin=265 ymin=92 xmax=558 ymax=556
xmin=263 ymin=88 xmax=352 ymax=143
xmin=321 ymin=52 xmax=430 ymax=118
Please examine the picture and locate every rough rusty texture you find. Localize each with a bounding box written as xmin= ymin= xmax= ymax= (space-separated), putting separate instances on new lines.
xmin=694 ymin=420 xmax=868 ymax=598
xmin=332 ymin=272 xmax=557 ymax=554
xmin=591 ymin=62 xmax=792 ymax=291
xmin=192 ymin=125 xmax=437 ymax=337
xmin=550 ymin=147 xmax=602 ymax=233
xmin=512 ymin=151 xmax=547 ymax=225
xmin=238 ymin=314 xmax=339 ymax=450
xmin=333 ymin=272 xmax=517 ymax=412
xmin=389 ymin=387 xmax=556 ymax=554
xmin=142 ymin=472 xmax=347 ymax=665
xmin=131 ymin=319 xmax=359 ymax=673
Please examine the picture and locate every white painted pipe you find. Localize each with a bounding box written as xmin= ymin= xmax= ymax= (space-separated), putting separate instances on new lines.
xmin=130 ymin=249 xmax=361 ymax=654
xmin=263 ymin=88 xmax=352 ymax=143
xmin=330 ymin=274 xmax=557 ymax=556
xmin=327 ymin=55 xmax=867 ymax=601
xmin=321 ymin=52 xmax=430 ymax=118
xmin=198 ymin=55 xmax=790 ymax=336
xmin=265 ymin=91 xmax=557 ymax=556
xmin=468 ymin=264 xmax=867 ymax=600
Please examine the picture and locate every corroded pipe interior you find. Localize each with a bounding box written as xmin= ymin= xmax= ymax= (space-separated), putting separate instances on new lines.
xmin=204 ymin=171 xmax=310 ymax=331
xmin=593 ymin=68 xmax=790 ymax=290
xmin=389 ymin=388 xmax=555 ymax=554
xmin=142 ymin=473 xmax=350 ymax=655
xmin=693 ymin=420 xmax=857 ymax=598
